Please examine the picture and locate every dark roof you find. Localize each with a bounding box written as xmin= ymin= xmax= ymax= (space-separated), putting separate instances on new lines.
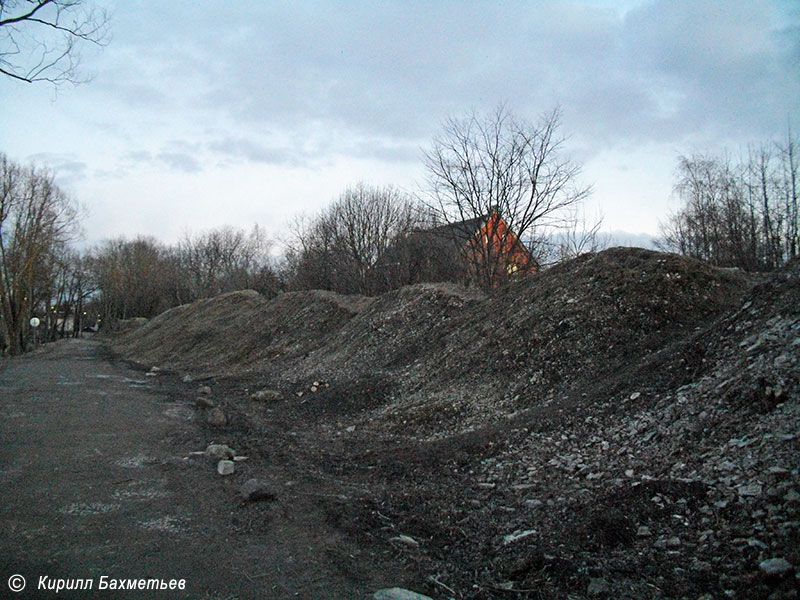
xmin=419 ymin=214 xmax=489 ymax=242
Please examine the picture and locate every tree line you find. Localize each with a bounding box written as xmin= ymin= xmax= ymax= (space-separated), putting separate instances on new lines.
xmin=0 ymin=154 xmax=280 ymax=354
xmin=659 ymin=134 xmax=798 ymax=271
xmin=3 ymin=113 xmax=797 ymax=356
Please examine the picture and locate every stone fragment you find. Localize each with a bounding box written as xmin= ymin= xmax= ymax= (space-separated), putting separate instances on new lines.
xmin=196 ymin=395 xmax=215 ymax=409
xmin=587 ymin=578 xmax=609 ymax=597
xmin=373 ymin=589 xmax=432 ymax=600
xmin=250 ymin=389 xmax=282 ymax=402
xmin=240 ymin=478 xmax=276 ymax=502
xmin=206 ymin=407 xmax=227 ymax=427
xmin=774 ymin=354 xmax=790 ymax=367
xmin=197 ymin=385 xmax=212 ymax=396
xmin=737 ymin=483 xmax=763 ymax=497
xmin=637 ymin=525 xmax=651 ymax=537
xmin=502 ymin=529 xmax=537 ymax=545
xmin=182 ymin=374 xmax=194 ymax=383
xmin=758 ymin=557 xmax=793 ymax=577
xmin=390 ymin=534 xmax=419 ymax=547
xmin=217 ymin=460 xmax=234 ymax=475
xmin=629 ymin=392 xmax=641 ymax=401
xmin=784 ymin=489 xmax=800 ymax=503
xmin=204 ymin=444 xmax=235 ymax=460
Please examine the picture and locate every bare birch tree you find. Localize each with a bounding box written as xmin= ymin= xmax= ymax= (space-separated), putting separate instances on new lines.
xmin=660 ymin=132 xmax=799 ymax=271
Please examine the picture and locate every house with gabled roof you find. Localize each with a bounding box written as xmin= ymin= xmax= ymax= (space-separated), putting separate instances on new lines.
xmin=375 ymin=210 xmax=536 ymax=289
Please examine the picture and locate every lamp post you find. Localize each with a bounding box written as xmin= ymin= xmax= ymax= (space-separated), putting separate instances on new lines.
xmin=29 ymin=317 xmax=40 ymax=349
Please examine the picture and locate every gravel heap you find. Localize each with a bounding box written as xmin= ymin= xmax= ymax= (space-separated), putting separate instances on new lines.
xmin=114 ymin=248 xmax=799 ymax=599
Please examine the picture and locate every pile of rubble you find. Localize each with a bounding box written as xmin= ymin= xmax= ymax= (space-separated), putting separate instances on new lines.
xmin=114 ymin=248 xmax=798 ymax=599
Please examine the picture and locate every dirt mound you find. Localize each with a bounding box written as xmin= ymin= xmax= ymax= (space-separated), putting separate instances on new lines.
xmin=116 ymin=248 xmax=752 ymax=429
xmin=111 ymin=248 xmax=800 ymax=599
xmin=114 ymin=289 xmax=371 ymax=377
xmin=301 ymin=247 xmax=751 ymax=437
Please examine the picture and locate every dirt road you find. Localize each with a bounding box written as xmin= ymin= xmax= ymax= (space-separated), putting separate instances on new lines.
xmin=0 ymin=338 xmax=410 ymax=599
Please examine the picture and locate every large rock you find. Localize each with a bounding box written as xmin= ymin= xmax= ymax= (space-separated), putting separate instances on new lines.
xmin=217 ymin=460 xmax=235 ymax=476
xmin=206 ymin=408 xmax=227 ymax=427
xmin=373 ymin=589 xmax=432 ymax=600
xmin=759 ymin=557 xmax=793 ymax=577
xmin=240 ymin=478 xmax=276 ymax=502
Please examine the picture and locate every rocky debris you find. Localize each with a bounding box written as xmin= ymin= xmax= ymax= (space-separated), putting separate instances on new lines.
xmin=196 ymin=395 xmax=215 ymax=409
xmin=204 ymin=444 xmax=235 ymax=460
xmin=389 ymin=534 xmax=420 ymax=548
xmin=240 ymin=478 xmax=276 ymax=502
xmin=586 ymin=577 xmax=609 ymax=597
xmin=373 ymin=589 xmax=432 ymax=600
xmin=195 ymin=385 xmax=215 ymax=408
xmin=113 ymin=248 xmax=800 ymax=600
xmin=114 ymin=289 xmax=371 ymax=378
xmin=502 ymin=529 xmax=536 ymax=545
xmin=216 ymin=460 xmax=234 ymax=476
xmin=205 ymin=408 xmax=227 ymax=427
xmin=250 ymin=389 xmax=282 ymax=402
xmin=759 ymin=557 xmax=794 ymax=577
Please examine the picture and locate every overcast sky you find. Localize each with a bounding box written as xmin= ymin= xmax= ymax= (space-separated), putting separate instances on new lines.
xmin=1 ymin=0 xmax=798 ymax=248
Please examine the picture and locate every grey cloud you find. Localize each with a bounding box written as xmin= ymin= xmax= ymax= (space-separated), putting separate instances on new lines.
xmin=106 ymin=1 xmax=799 ymax=161
xmin=207 ymin=137 xmax=299 ymax=166
xmin=615 ymin=0 xmax=800 ymax=140
xmin=156 ymin=152 xmax=202 ymax=173
xmin=123 ymin=150 xmax=153 ymax=164
xmin=27 ymin=153 xmax=88 ymax=184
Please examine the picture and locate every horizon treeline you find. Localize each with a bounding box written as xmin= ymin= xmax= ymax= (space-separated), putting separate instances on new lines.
xmin=2 ymin=115 xmax=798 ymax=354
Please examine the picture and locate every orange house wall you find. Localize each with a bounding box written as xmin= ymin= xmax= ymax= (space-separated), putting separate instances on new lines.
xmin=474 ymin=213 xmax=535 ymax=271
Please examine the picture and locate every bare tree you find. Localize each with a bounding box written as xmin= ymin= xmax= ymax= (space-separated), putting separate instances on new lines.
xmin=177 ymin=224 xmax=278 ymax=300
xmin=286 ymin=183 xmax=421 ymax=295
xmin=551 ymin=209 xmax=608 ymax=264
xmin=424 ymin=105 xmax=591 ymax=289
xmin=778 ymin=129 xmax=798 ymax=259
xmin=0 ymin=0 xmax=110 ymax=84
xmin=659 ymin=133 xmax=799 ymax=271
xmin=89 ymin=236 xmax=176 ymax=324
xmin=0 ymin=153 xmax=80 ymax=354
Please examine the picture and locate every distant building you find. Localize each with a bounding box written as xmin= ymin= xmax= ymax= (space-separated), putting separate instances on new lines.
xmin=376 ymin=210 xmax=536 ymax=289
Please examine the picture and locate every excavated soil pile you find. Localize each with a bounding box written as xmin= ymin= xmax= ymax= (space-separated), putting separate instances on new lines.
xmin=114 ymin=248 xmax=799 ymax=599
xmin=114 ymin=289 xmax=373 ymax=377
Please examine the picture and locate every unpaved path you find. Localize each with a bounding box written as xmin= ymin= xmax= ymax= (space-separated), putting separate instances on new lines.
xmin=0 ymin=338 xmax=407 ymax=599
